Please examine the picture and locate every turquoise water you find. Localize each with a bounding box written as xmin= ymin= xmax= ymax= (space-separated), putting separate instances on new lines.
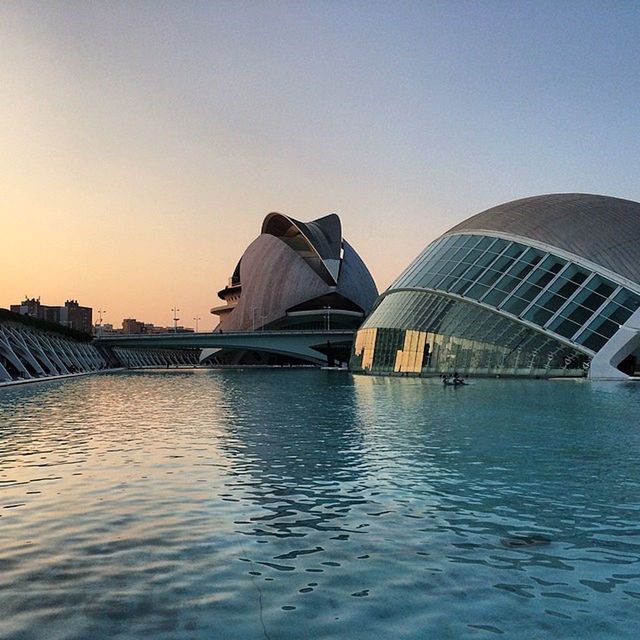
xmin=1 ymin=370 xmax=639 ymax=639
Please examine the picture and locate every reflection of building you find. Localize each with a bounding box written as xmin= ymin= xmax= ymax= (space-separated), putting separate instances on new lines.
xmin=352 ymin=194 xmax=640 ymax=379
xmin=210 ymin=212 xmax=378 ymax=364
xmin=213 ymin=370 xmax=365 ymax=538
xmin=10 ymin=298 xmax=92 ymax=334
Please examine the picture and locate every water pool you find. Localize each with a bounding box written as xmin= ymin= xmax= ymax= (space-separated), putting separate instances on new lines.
xmin=1 ymin=370 xmax=639 ymax=639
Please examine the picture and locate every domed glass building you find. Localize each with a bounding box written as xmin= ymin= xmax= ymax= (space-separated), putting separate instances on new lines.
xmin=351 ymin=194 xmax=640 ymax=379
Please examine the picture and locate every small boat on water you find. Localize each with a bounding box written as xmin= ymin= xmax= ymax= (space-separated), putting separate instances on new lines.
xmin=443 ymin=375 xmax=468 ymax=386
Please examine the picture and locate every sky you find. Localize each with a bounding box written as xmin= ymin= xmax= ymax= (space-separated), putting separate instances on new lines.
xmin=2 ymin=1 xmax=639 ymax=329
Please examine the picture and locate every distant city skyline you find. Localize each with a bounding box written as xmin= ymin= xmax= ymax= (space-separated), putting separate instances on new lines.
xmin=2 ymin=1 xmax=639 ymax=327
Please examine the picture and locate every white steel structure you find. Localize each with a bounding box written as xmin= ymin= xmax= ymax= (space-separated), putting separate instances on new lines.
xmin=352 ymin=194 xmax=640 ymax=379
xmin=0 ymin=321 xmax=107 ymax=382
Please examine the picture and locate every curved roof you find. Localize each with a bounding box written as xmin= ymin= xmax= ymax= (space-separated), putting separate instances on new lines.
xmin=262 ymin=213 xmax=342 ymax=284
xmin=216 ymin=232 xmax=378 ymax=332
xmin=446 ymin=193 xmax=640 ymax=284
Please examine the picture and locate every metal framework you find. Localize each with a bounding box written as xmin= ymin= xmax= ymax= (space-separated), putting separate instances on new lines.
xmin=0 ymin=321 xmax=108 ymax=382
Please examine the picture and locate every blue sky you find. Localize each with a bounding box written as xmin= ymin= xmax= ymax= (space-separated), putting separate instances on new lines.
xmin=2 ymin=1 xmax=639 ymax=326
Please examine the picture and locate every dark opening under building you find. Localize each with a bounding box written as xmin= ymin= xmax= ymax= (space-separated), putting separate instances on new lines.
xmin=351 ymin=194 xmax=640 ymax=379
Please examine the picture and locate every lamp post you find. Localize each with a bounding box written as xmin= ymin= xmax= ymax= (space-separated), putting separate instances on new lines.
xmin=97 ymin=308 xmax=106 ymax=337
xmin=251 ymin=306 xmax=258 ymax=332
xmin=193 ymin=316 xmax=201 ymax=332
xmin=172 ymin=306 xmax=180 ymax=333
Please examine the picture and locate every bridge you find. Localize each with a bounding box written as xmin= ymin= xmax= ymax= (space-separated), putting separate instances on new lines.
xmin=94 ymin=330 xmax=356 ymax=366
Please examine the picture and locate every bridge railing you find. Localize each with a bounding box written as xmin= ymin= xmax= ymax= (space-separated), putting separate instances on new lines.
xmin=95 ymin=329 xmax=354 ymax=341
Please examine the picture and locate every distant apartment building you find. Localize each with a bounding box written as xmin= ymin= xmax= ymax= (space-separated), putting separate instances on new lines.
xmin=122 ymin=318 xmax=146 ymax=334
xmin=95 ymin=323 xmax=120 ymax=336
xmin=120 ymin=319 xmax=194 ymax=334
xmin=10 ymin=298 xmax=93 ymax=333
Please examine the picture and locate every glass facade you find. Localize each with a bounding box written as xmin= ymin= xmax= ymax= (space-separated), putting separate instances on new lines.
xmin=352 ymin=233 xmax=640 ymax=377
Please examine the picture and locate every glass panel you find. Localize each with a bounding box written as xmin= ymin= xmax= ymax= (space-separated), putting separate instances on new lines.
xmin=420 ymin=273 xmax=446 ymax=289
xmin=523 ymin=304 xmax=555 ymax=326
xmin=613 ymin=290 xmax=640 ymax=313
xmin=528 ymin=268 xmax=557 ymax=290
xmin=376 ymin=238 xmax=634 ymax=374
xmin=473 ymin=266 xmax=506 ymax=290
xmin=584 ymin=301 xmax=631 ymax=338
xmin=483 ymin=287 xmax=512 ymax=308
xmin=549 ymin=316 xmax=582 ymax=339
xmin=503 ymin=243 xmax=527 ymax=259
xmin=452 ymin=235 xmax=470 ymax=247
xmin=584 ymin=275 xmax=616 ymax=298
xmin=464 ymin=249 xmax=484 ymax=266
xmin=439 ymin=247 xmax=459 ymax=261
xmin=465 ymin=282 xmax=490 ymax=300
xmin=553 ymin=301 xmax=593 ymax=327
xmin=497 ymin=250 xmax=544 ymax=288
xmin=485 ymin=238 xmax=509 ymax=254
xmin=460 ymin=235 xmax=482 ymax=249
xmin=588 ymin=317 xmax=619 ymax=339
xmin=450 ymin=246 xmax=473 ymax=262
xmin=448 ymin=276 xmax=477 ymax=296
xmin=483 ymin=252 xmax=543 ymax=306
xmin=600 ymin=302 xmax=633 ymax=327
xmin=476 ymin=236 xmax=500 ymax=253
xmin=551 ymin=274 xmax=587 ymax=300
xmin=576 ymin=330 xmax=608 ymax=352
xmin=494 ymin=275 xmax=522 ymax=296
xmin=570 ymin=287 xmax=608 ymax=315
xmin=557 ymin=263 xmax=588 ymax=285
xmin=501 ymin=294 xmax=535 ymax=316
xmin=537 ymin=255 xmax=566 ymax=275
xmin=395 ymin=236 xmax=460 ymax=288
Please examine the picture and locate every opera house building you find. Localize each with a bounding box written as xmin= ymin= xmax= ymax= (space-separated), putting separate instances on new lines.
xmin=210 ymin=212 xmax=378 ymax=364
xmin=351 ymin=194 xmax=640 ymax=379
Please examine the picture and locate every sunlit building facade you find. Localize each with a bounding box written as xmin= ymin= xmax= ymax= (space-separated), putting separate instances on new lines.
xmin=351 ymin=194 xmax=640 ymax=379
xmin=10 ymin=298 xmax=93 ymax=334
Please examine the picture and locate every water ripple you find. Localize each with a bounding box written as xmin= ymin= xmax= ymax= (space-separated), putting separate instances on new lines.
xmin=0 ymin=371 xmax=639 ymax=639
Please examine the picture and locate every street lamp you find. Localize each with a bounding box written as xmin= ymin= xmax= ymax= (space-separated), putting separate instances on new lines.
xmin=193 ymin=316 xmax=201 ymax=332
xmin=172 ymin=306 xmax=180 ymax=333
xmin=97 ymin=308 xmax=106 ymax=336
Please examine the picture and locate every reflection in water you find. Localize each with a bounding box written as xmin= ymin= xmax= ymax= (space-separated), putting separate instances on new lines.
xmin=0 ymin=371 xmax=639 ymax=639
xmin=217 ymin=371 xmax=367 ymax=541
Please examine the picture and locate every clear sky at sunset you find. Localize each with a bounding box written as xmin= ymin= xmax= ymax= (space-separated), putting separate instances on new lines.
xmin=2 ymin=1 xmax=639 ymax=329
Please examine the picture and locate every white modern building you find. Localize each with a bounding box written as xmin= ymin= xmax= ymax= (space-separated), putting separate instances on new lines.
xmin=352 ymin=194 xmax=640 ymax=379
xmin=210 ymin=212 xmax=378 ymax=364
